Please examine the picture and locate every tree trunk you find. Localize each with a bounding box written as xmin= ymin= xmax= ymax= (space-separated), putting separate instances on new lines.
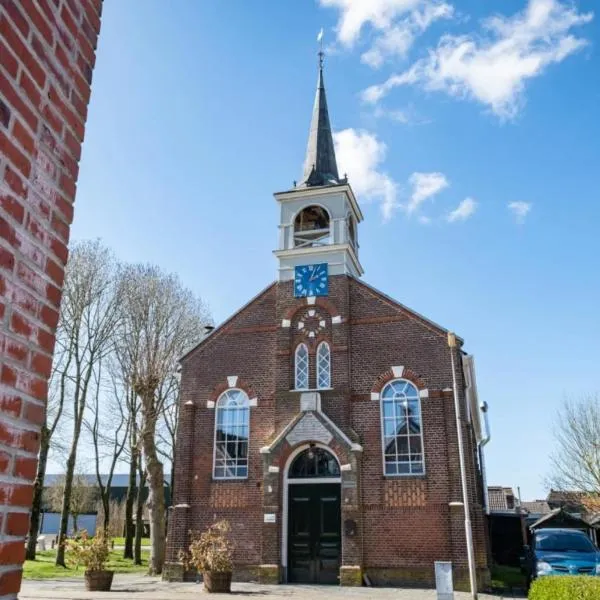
xmin=134 ymin=467 xmax=146 ymax=565
xmin=55 ymin=449 xmax=77 ymax=566
xmin=123 ymin=447 xmax=138 ymax=559
xmin=140 ymin=398 xmax=165 ymax=575
xmin=55 ymin=406 xmax=85 ymax=567
xmin=26 ymin=428 xmax=50 ymax=560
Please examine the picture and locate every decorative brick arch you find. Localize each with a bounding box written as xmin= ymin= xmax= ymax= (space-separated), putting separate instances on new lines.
xmin=208 ymin=376 xmax=257 ymax=404
xmin=282 ymin=296 xmax=342 ymax=323
xmin=371 ymin=366 xmax=427 ymax=394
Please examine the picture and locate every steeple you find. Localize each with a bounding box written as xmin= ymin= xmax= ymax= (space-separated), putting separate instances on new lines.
xmin=298 ymin=52 xmax=345 ymax=188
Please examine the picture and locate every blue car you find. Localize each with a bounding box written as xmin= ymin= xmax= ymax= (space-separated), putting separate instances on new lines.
xmin=523 ymin=528 xmax=600 ymax=587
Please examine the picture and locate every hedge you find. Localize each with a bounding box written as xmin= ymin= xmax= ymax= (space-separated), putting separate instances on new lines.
xmin=529 ymin=576 xmax=600 ymax=600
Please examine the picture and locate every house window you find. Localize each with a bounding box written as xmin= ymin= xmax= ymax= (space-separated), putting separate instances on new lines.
xmin=213 ymin=389 xmax=249 ymax=479
xmin=295 ymin=343 xmax=309 ymax=390
xmin=316 ymin=342 xmax=331 ymax=389
xmin=294 ymin=205 xmax=331 ymax=248
xmin=289 ymin=446 xmax=340 ymax=478
xmin=380 ymin=379 xmax=424 ymax=476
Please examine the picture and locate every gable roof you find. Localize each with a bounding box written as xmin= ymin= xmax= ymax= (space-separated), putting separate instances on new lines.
xmin=350 ymin=277 xmax=463 ymax=344
xmin=180 ymin=282 xmax=276 ymax=363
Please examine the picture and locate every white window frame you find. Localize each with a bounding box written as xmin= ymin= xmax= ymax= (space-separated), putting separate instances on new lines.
xmin=213 ymin=389 xmax=250 ymax=480
xmin=379 ymin=379 xmax=426 ymax=477
xmin=316 ymin=341 xmax=331 ymax=389
xmin=294 ymin=343 xmax=310 ymax=390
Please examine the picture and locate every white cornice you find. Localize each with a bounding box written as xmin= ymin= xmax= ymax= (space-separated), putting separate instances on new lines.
xmin=273 ymin=243 xmax=364 ymax=276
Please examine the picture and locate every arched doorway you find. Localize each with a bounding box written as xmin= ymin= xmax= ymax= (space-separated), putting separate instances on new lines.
xmin=284 ymin=444 xmax=341 ymax=584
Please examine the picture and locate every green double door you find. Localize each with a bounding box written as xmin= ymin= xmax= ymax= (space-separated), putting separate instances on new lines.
xmin=288 ymin=483 xmax=341 ymax=584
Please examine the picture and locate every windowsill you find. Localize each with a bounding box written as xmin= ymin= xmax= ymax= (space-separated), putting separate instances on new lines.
xmin=212 ymin=477 xmax=249 ymax=482
xmin=289 ymin=388 xmax=334 ymax=393
xmin=383 ymin=473 xmax=427 ymax=479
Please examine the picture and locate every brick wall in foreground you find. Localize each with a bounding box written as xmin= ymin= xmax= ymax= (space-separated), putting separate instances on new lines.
xmin=0 ymin=1 xmax=102 ymax=596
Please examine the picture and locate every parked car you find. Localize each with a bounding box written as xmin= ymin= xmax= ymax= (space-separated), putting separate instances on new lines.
xmin=522 ymin=528 xmax=600 ymax=587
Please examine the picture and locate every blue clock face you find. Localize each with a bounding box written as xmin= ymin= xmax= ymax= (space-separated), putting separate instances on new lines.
xmin=294 ymin=263 xmax=329 ymax=298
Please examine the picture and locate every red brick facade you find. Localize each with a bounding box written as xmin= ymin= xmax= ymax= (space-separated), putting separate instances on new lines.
xmin=1 ymin=1 xmax=102 ymax=595
xmin=166 ymin=274 xmax=490 ymax=589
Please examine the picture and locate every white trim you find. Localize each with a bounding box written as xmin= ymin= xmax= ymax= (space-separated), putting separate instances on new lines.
xmin=174 ymin=503 xmax=190 ymax=508
xmin=227 ymin=375 xmax=238 ymax=388
xmin=268 ymin=466 xmax=280 ymax=473
xmin=391 ymin=365 xmax=405 ymax=377
xmin=443 ymin=387 xmax=453 ymax=392
xmin=307 ymin=296 xmax=316 ymax=305
xmin=419 ymin=389 xmax=429 ymax=399
xmin=370 ymin=392 xmax=380 ymax=401
xmin=340 ymin=464 xmax=352 ymax=472
xmin=281 ymin=319 xmax=291 ymax=328
xmin=281 ymin=443 xmax=341 ymax=571
xmin=318 ymin=410 xmax=364 ymax=452
xmin=331 ymin=315 xmax=342 ymax=324
xmin=206 ymin=400 xmax=215 ymax=409
xmin=184 ymin=400 xmax=194 ymax=406
xmin=249 ymin=397 xmax=258 ymax=407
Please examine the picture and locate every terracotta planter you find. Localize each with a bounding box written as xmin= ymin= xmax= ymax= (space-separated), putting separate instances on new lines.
xmin=84 ymin=569 xmax=114 ymax=591
xmin=203 ymin=571 xmax=232 ymax=593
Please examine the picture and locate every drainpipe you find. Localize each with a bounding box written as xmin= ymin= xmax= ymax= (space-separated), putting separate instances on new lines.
xmin=448 ymin=333 xmax=478 ymax=600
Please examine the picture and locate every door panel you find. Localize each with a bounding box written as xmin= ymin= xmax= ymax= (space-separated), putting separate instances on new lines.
xmin=288 ymin=483 xmax=341 ymax=584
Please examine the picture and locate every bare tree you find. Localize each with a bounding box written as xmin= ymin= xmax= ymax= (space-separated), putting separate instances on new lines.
xmin=156 ymin=373 xmax=180 ymax=495
xmin=26 ymin=345 xmax=72 ymax=560
xmin=54 ymin=240 xmax=121 ymax=566
xmin=86 ymin=358 xmax=130 ymax=534
xmin=116 ymin=265 xmax=208 ymax=574
xmin=548 ymin=394 xmax=600 ymax=511
xmin=47 ymin=474 xmax=96 ymax=533
xmin=122 ymin=385 xmax=141 ymax=559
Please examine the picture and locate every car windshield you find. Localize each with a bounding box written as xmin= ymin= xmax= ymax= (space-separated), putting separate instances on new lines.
xmin=536 ymin=531 xmax=596 ymax=553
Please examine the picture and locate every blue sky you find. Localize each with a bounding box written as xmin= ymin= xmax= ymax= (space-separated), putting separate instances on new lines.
xmin=70 ymin=0 xmax=599 ymax=500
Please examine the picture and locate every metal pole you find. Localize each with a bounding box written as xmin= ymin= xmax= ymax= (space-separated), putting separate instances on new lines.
xmin=448 ymin=332 xmax=478 ymax=599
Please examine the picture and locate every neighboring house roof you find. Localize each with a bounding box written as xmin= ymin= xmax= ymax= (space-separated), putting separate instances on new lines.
xmin=488 ymin=486 xmax=516 ymax=512
xmin=529 ymin=507 xmax=591 ymax=531
xmin=522 ymin=500 xmax=552 ymax=515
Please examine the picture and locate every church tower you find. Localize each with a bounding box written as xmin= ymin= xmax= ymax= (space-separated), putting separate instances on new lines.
xmin=273 ymin=53 xmax=364 ymax=290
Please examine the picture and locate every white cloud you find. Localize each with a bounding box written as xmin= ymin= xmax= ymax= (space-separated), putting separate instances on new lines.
xmin=508 ymin=201 xmax=532 ymax=224
xmin=333 ymin=128 xmax=399 ymax=222
xmin=320 ymin=0 xmax=453 ymax=68
xmin=447 ymin=197 xmax=477 ymax=222
xmin=418 ymin=215 xmax=432 ymax=225
xmin=407 ymin=172 xmax=449 ymax=214
xmin=361 ymin=0 xmax=593 ymax=118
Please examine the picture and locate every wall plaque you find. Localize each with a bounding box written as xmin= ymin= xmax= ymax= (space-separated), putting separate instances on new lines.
xmin=264 ymin=513 xmax=276 ymax=523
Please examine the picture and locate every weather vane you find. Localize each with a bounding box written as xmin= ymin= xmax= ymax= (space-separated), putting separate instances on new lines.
xmin=317 ymin=28 xmax=324 ymax=68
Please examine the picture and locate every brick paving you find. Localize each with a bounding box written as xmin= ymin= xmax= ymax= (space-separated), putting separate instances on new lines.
xmin=20 ymin=575 xmax=525 ymax=599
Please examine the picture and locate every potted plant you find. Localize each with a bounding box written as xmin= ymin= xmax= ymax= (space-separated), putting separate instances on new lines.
xmin=182 ymin=520 xmax=235 ymax=593
xmin=65 ymin=529 xmax=114 ymax=591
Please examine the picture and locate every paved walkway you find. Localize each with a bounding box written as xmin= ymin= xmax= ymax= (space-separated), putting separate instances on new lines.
xmin=20 ymin=575 xmax=525 ymax=599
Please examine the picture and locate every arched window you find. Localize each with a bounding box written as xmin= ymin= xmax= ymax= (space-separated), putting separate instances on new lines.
xmin=213 ymin=389 xmax=249 ymax=479
xmin=380 ymin=379 xmax=424 ymax=476
xmin=289 ymin=446 xmax=340 ymax=478
xmin=316 ymin=342 xmax=331 ymax=389
xmin=346 ymin=214 xmax=357 ymax=252
xmin=294 ymin=205 xmax=331 ymax=248
xmin=295 ymin=344 xmax=309 ymax=390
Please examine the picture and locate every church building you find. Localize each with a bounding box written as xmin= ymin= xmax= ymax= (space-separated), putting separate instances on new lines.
xmin=165 ymin=55 xmax=490 ymax=590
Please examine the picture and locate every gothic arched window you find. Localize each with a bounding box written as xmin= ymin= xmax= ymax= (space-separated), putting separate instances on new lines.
xmin=289 ymin=446 xmax=340 ymax=478
xmin=380 ymin=379 xmax=424 ymax=476
xmin=295 ymin=343 xmax=309 ymax=390
xmin=213 ymin=389 xmax=249 ymax=479
xmin=294 ymin=205 xmax=331 ymax=248
xmin=316 ymin=342 xmax=331 ymax=389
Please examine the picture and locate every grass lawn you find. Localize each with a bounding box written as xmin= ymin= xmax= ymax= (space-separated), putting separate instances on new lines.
xmin=24 ymin=550 xmax=150 ymax=580
xmin=111 ymin=537 xmax=151 ymax=547
xmin=491 ymin=564 xmax=527 ymax=590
